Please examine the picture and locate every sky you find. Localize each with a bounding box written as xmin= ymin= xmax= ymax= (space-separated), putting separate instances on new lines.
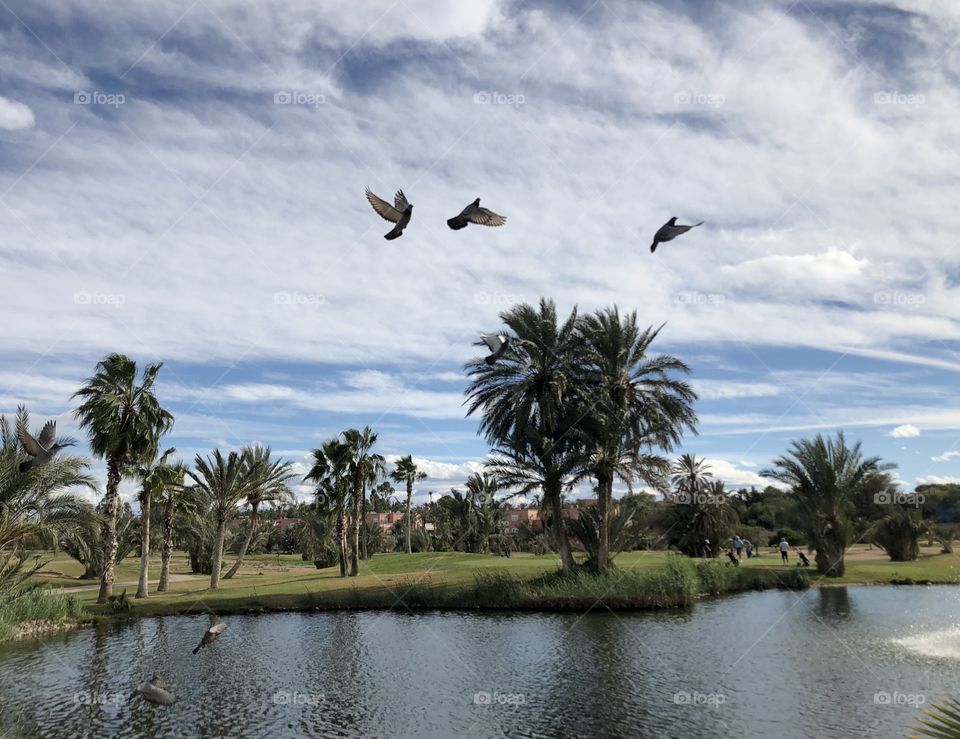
xmin=1 ymin=0 xmax=959 ymax=508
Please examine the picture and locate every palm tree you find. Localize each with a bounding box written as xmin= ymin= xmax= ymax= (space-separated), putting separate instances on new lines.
xmin=305 ymin=439 xmax=352 ymax=577
xmin=666 ymin=470 xmax=738 ymax=557
xmin=155 ymin=463 xmax=190 ymax=592
xmin=762 ymin=432 xmax=894 ymax=577
xmin=187 ymin=449 xmax=254 ymax=590
xmin=342 ymin=427 xmax=383 ymax=576
xmin=0 ymin=407 xmax=94 ymax=554
xmin=223 ymin=445 xmax=293 ymax=579
xmin=465 ymin=299 xmax=581 ymax=572
xmin=391 ymin=455 xmax=427 ymax=554
xmin=576 ymin=309 xmax=697 ymax=572
xmin=129 ymin=446 xmax=181 ymax=598
xmin=465 ymin=472 xmax=502 ymax=551
xmin=359 ymin=451 xmax=386 ymax=561
xmin=73 ymin=354 xmax=174 ymax=603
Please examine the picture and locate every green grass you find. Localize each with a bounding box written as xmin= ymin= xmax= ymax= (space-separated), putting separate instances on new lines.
xmin=15 ymin=544 xmax=958 ymax=626
xmin=0 ymin=589 xmax=85 ymax=640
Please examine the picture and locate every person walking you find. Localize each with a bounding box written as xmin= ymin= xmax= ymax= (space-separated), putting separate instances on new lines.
xmin=779 ymin=537 xmax=790 ymax=564
xmin=744 ymin=539 xmax=753 ymax=559
xmin=733 ymin=535 xmax=743 ymax=560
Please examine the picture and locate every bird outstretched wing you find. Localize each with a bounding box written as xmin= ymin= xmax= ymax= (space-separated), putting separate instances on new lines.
xmin=394 ymin=190 xmax=409 ymax=211
xmin=36 ymin=421 xmax=56 ymax=450
xmin=478 ymin=333 xmax=502 ymax=352
xmin=16 ymin=421 xmax=43 ymax=457
xmin=366 ymin=188 xmax=402 ymax=223
xmin=467 ymin=208 xmax=506 ymax=227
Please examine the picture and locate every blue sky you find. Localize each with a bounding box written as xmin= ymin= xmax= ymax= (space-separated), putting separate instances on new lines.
xmin=1 ymin=0 xmax=959 ymax=505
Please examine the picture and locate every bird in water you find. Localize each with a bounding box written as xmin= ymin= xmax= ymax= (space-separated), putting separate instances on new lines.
xmin=129 ymin=677 xmax=177 ymax=707
xmin=447 ymin=199 xmax=507 ymax=230
xmin=193 ymin=621 xmax=228 ymax=654
xmin=649 ymin=217 xmax=704 ymax=253
xmin=17 ymin=418 xmax=74 ymax=473
xmin=365 ymin=188 xmax=412 ymax=240
xmin=476 ymin=333 xmax=510 ymax=365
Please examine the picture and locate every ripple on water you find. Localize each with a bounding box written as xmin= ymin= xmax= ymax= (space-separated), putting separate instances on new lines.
xmin=893 ymin=626 xmax=960 ymax=660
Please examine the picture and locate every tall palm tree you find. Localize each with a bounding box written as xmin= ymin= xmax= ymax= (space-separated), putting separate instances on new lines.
xmin=576 ymin=309 xmax=697 ymax=573
xmin=223 ymin=445 xmax=293 ymax=579
xmin=465 ymin=299 xmax=581 ymax=572
xmin=129 ymin=445 xmax=180 ymax=598
xmin=73 ymin=354 xmax=174 ymax=603
xmin=666 ymin=466 xmax=738 ymax=557
xmin=342 ymin=427 xmax=383 ymax=576
xmin=359 ymin=451 xmax=386 ymax=561
xmin=305 ymin=439 xmax=352 ymax=577
xmin=390 ymin=455 xmax=427 ymax=554
xmin=187 ymin=449 xmax=254 ymax=590
xmin=762 ymin=432 xmax=894 ymax=576
xmin=466 ymin=473 xmax=503 ymax=551
xmin=155 ymin=462 xmax=191 ymax=592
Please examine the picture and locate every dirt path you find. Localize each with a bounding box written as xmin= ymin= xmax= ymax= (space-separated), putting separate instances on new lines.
xmin=57 ymin=573 xmax=200 ymax=593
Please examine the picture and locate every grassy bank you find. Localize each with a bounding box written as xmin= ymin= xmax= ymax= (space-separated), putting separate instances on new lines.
xmin=15 ymin=544 xmax=958 ymax=626
xmin=0 ymin=589 xmax=85 ymax=640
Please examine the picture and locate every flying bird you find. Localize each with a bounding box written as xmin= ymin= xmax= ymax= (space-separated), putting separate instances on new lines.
xmin=447 ymin=199 xmax=507 ymax=230
xmin=129 ymin=677 xmax=177 ymax=707
xmin=365 ymin=187 xmax=412 ymax=240
xmin=17 ymin=418 xmax=74 ymax=473
xmin=193 ymin=621 xmax=227 ymax=654
xmin=476 ymin=333 xmax=510 ymax=365
xmin=649 ymin=217 xmax=704 ymax=253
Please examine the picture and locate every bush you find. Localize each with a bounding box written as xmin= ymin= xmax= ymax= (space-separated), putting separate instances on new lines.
xmin=0 ymin=588 xmax=84 ymax=640
xmin=769 ymin=528 xmax=807 ymax=548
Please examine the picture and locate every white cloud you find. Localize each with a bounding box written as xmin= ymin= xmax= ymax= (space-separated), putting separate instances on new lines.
xmin=931 ymin=450 xmax=960 ymax=462
xmin=890 ymin=424 xmax=921 ymax=438
xmin=0 ymin=97 xmax=34 ymax=130
xmin=917 ymin=475 xmax=960 ymax=486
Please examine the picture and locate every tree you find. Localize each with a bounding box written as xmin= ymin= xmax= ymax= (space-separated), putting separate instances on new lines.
xmin=73 ymin=354 xmax=174 ymax=603
xmin=762 ymin=432 xmax=894 ymax=577
xmin=465 ymin=299 xmax=580 ymax=572
xmin=666 ymin=457 xmax=739 ymax=556
xmin=390 ymin=455 xmax=426 ymax=554
xmin=342 ymin=427 xmax=383 ymax=576
xmin=576 ymin=309 xmax=696 ymax=573
xmin=187 ymin=449 xmax=255 ymax=590
xmin=223 ymin=445 xmax=293 ymax=579
xmin=305 ymin=439 xmax=352 ymax=577
xmin=0 ymin=407 xmax=94 ymax=554
xmin=871 ymin=506 xmax=924 ymax=561
xmin=129 ymin=446 xmax=180 ymax=598
xmin=155 ymin=461 xmax=190 ymax=592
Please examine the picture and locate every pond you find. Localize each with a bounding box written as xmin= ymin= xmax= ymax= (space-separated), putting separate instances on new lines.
xmin=0 ymin=586 xmax=957 ymax=738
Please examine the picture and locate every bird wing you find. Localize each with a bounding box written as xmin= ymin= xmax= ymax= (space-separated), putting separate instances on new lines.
xmin=479 ymin=333 xmax=502 ymax=352
xmin=394 ymin=190 xmax=409 ymax=211
xmin=143 ymin=685 xmax=177 ymax=706
xmin=209 ymin=623 xmax=228 ymax=635
xmin=16 ymin=421 xmax=43 ymax=457
xmin=37 ymin=420 xmax=56 ymax=450
xmin=365 ymin=188 xmax=402 ymax=223
xmin=467 ymin=207 xmax=506 ymax=227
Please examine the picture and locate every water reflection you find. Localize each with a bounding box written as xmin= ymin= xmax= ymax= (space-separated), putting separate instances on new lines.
xmin=0 ymin=587 xmax=957 ymax=738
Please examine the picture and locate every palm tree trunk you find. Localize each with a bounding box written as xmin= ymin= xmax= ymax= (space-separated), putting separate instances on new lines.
xmin=224 ymin=502 xmax=259 ymax=580
xmin=210 ymin=516 xmax=227 ymax=590
xmin=97 ymin=457 xmax=123 ymax=604
xmin=361 ymin=479 xmax=368 ymax=560
xmin=336 ymin=509 xmax=348 ymax=577
xmin=158 ymin=500 xmax=174 ymax=592
xmin=135 ymin=489 xmax=151 ymax=598
xmin=546 ymin=482 xmax=574 ymax=573
xmin=815 ymin=530 xmax=845 ymax=577
xmin=350 ymin=475 xmax=362 ymax=576
xmin=406 ymin=480 xmax=413 ymax=554
xmin=596 ymin=473 xmax=612 ymax=574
